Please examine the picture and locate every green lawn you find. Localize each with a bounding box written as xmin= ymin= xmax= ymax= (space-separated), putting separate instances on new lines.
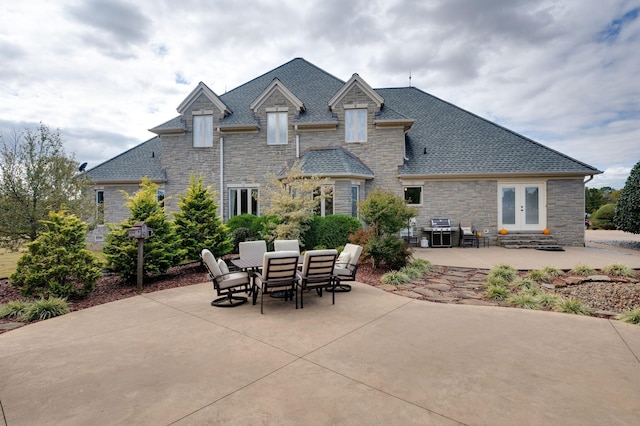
xmin=0 ymin=249 xmax=23 ymax=278
xmin=0 ymin=248 xmax=106 ymax=279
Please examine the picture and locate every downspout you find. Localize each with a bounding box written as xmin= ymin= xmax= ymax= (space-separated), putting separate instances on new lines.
xmin=219 ymin=134 xmax=224 ymax=219
xmin=582 ymin=175 xmax=594 ymax=246
xmin=295 ymin=125 xmax=300 ymax=158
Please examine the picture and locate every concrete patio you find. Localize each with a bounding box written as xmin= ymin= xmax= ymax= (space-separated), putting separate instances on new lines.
xmin=0 ymin=230 xmax=639 ymax=425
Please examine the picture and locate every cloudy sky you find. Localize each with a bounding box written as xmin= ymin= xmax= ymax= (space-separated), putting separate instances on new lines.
xmin=1 ymin=0 xmax=639 ymax=188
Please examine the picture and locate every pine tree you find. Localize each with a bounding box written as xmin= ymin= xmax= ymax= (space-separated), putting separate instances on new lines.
xmin=10 ymin=209 xmax=102 ymax=298
xmin=614 ymin=161 xmax=640 ymax=234
xmin=103 ymin=178 xmax=186 ymax=283
xmin=174 ymin=176 xmax=233 ymax=261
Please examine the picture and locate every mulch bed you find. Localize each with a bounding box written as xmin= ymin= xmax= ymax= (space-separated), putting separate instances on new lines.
xmin=2 ymin=260 xmax=639 ymax=333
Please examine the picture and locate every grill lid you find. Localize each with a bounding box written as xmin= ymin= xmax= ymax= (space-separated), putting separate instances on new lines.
xmin=430 ymin=218 xmax=451 ymax=228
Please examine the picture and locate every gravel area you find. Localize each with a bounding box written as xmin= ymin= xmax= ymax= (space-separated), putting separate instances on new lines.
xmin=555 ymin=281 xmax=640 ymax=313
xmin=590 ymin=240 xmax=640 ymax=251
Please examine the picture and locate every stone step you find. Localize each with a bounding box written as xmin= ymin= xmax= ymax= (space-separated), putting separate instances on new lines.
xmin=502 ymin=244 xmax=564 ymax=250
xmin=496 ymin=233 xmax=561 ymax=249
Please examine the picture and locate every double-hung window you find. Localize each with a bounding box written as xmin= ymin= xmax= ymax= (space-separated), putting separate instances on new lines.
xmin=345 ymin=108 xmax=367 ymax=142
xmin=193 ymin=114 xmax=213 ymax=147
xmin=313 ymin=185 xmax=334 ymax=217
xmin=229 ymin=188 xmax=259 ymax=218
xmin=267 ymin=111 xmax=287 ymax=145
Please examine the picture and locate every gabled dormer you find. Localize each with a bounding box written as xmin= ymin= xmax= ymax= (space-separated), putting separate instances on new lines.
xmin=328 ymin=73 xmax=384 ymax=111
xmin=177 ymin=81 xmax=231 ymax=116
xmin=328 ymin=74 xmax=385 ymax=143
xmin=250 ymin=78 xmax=305 ymax=114
xmin=250 ymin=78 xmax=304 ymax=145
xmin=172 ymin=82 xmax=232 ymax=147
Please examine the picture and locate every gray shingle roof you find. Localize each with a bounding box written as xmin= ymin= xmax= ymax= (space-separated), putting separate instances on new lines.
xmin=293 ymin=147 xmax=374 ymax=178
xmin=219 ymin=58 xmax=344 ymax=125
xmin=376 ymin=87 xmax=601 ymax=177
xmin=86 ymin=137 xmax=165 ymax=182
xmin=96 ymin=58 xmax=599 ymax=185
xmin=149 ymin=116 xmax=186 ymax=133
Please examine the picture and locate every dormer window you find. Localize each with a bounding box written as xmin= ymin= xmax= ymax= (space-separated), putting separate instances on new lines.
xmin=193 ymin=113 xmax=213 ymax=147
xmin=267 ymin=108 xmax=288 ymax=145
xmin=345 ymin=106 xmax=367 ymax=142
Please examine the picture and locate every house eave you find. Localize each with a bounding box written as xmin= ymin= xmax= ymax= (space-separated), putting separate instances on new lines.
xmin=398 ymin=171 xmax=603 ymax=180
xmin=90 ymin=178 xmax=167 ymax=185
xmin=296 ymin=172 xmax=375 ymax=180
xmin=294 ymin=121 xmax=339 ymax=132
xmin=218 ymin=124 xmax=260 ymax=134
xmin=149 ymin=127 xmax=186 ymax=136
xmin=374 ymin=119 xmax=415 ymax=132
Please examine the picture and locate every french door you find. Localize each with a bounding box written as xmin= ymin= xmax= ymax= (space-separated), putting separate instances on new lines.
xmin=498 ymin=183 xmax=546 ymax=231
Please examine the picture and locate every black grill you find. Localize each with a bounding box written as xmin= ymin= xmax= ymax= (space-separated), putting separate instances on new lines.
xmin=430 ymin=219 xmax=452 ymax=247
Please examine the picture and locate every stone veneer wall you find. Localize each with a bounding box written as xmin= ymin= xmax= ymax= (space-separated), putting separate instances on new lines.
xmin=546 ymin=178 xmax=585 ymax=247
xmin=161 ymin=93 xmax=225 ymax=216
xmin=162 ymin=85 xmax=408 ymax=220
xmin=416 ymin=180 xmax=498 ymax=244
xmin=86 ymin=183 xmax=164 ymax=247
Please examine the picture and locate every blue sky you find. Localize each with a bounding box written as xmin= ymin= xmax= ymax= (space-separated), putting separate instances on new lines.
xmin=1 ymin=0 xmax=639 ymax=189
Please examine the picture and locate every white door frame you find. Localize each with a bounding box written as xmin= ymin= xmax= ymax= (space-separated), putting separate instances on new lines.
xmin=498 ymin=181 xmax=547 ymax=231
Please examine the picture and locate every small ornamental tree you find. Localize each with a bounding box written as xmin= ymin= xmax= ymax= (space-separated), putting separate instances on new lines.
xmin=103 ymin=178 xmax=186 ymax=283
xmin=358 ymin=188 xmax=417 ymax=268
xmin=174 ymin=176 xmax=233 ymax=260
xmin=260 ymin=165 xmax=328 ymax=245
xmin=614 ymin=161 xmax=640 ymax=234
xmin=10 ymin=209 xmax=102 ymax=298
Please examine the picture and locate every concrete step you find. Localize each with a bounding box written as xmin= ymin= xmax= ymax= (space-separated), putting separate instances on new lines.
xmin=496 ymin=233 xmax=562 ymax=250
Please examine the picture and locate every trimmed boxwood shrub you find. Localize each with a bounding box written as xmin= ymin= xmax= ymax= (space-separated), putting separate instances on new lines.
xmin=226 ymin=214 xmax=280 ymax=252
xmin=225 ymin=214 xmax=258 ymax=232
xmin=303 ymin=215 xmax=362 ymax=250
xmin=592 ymin=203 xmax=616 ymax=230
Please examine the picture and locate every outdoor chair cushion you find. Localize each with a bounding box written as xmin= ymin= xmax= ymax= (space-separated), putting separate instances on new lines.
xmin=274 ymin=239 xmax=300 ymax=253
xmin=218 ymin=259 xmax=230 ymax=276
xmin=203 ymin=249 xmax=224 ymax=278
xmin=220 ymin=272 xmax=252 ymax=289
xmin=335 ymin=252 xmax=351 ymax=269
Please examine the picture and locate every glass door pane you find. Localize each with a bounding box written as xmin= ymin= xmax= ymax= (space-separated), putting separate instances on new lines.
xmin=501 ymin=187 xmax=516 ymax=225
xmin=525 ymin=186 xmax=539 ymax=225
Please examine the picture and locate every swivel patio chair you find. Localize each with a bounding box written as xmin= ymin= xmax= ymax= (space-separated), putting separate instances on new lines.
xmin=296 ymin=249 xmax=339 ymax=309
xmin=332 ymin=243 xmax=363 ymax=292
xmin=201 ymin=249 xmax=252 ymax=307
xmin=252 ymin=250 xmax=300 ymax=314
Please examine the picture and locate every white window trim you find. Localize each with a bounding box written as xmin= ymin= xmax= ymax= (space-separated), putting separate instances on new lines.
xmin=313 ymin=184 xmax=334 ymax=217
xmin=345 ymin=107 xmax=367 ymax=143
xmin=229 ymin=187 xmax=260 ymax=218
xmin=193 ymin=114 xmax=213 ymax=147
xmin=267 ymin=111 xmax=288 ymax=145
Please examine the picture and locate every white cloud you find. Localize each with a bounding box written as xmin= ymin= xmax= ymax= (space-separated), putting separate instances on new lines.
xmin=0 ymin=0 xmax=638 ymax=185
